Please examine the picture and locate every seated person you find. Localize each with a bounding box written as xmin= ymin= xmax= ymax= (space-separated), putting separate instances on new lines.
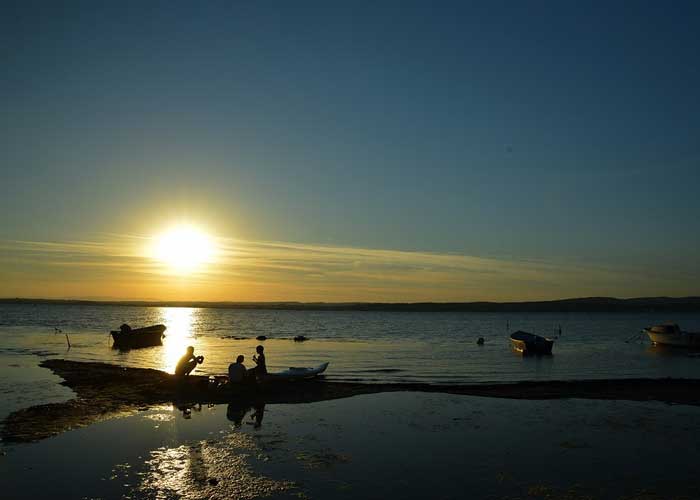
xmin=228 ymin=355 xmax=247 ymax=383
xmin=175 ymin=346 xmax=203 ymax=376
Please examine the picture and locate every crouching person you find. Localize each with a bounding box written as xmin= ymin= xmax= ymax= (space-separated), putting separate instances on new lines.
xmin=175 ymin=346 xmax=204 ymax=376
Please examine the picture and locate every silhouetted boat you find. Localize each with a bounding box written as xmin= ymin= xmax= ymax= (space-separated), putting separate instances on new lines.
xmin=111 ymin=324 xmax=166 ymax=349
xmin=510 ymin=331 xmax=554 ymax=355
xmin=644 ymin=323 xmax=700 ymax=348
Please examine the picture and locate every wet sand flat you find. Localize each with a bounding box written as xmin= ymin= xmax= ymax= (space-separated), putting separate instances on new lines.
xmin=3 ymin=359 xmax=700 ymax=444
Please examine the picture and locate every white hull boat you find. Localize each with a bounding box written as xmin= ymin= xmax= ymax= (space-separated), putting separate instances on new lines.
xmin=644 ymin=324 xmax=700 ymax=348
xmin=266 ymin=362 xmax=329 ymax=381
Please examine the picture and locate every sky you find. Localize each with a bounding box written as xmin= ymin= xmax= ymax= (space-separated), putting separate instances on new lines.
xmin=1 ymin=1 xmax=699 ymax=301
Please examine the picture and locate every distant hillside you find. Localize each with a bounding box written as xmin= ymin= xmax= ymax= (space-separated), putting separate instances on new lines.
xmin=1 ymin=297 xmax=700 ymax=312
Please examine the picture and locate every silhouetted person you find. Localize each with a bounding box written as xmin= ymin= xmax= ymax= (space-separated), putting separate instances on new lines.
xmin=250 ymin=345 xmax=267 ymax=380
xmin=175 ymin=346 xmax=203 ymax=376
xmin=228 ymin=354 xmax=247 ymax=383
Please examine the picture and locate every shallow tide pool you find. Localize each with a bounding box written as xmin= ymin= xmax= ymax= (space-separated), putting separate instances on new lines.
xmin=2 ymin=392 xmax=699 ymax=500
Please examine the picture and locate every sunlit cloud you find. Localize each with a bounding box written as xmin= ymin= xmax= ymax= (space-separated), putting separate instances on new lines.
xmin=0 ymin=234 xmax=695 ymax=301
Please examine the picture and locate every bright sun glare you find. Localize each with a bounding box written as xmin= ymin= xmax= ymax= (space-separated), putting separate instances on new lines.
xmin=153 ymin=225 xmax=216 ymax=273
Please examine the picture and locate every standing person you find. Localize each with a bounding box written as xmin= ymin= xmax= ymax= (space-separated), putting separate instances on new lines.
xmin=251 ymin=345 xmax=267 ymax=379
xmin=175 ymin=346 xmax=203 ymax=376
xmin=228 ymin=355 xmax=247 ymax=383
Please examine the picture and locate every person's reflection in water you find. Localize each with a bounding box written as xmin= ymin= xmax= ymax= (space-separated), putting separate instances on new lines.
xmin=178 ymin=403 xmax=202 ymax=419
xmin=225 ymin=401 xmax=266 ymax=428
xmin=250 ymin=403 xmax=265 ymax=429
xmin=226 ymin=401 xmax=251 ymax=428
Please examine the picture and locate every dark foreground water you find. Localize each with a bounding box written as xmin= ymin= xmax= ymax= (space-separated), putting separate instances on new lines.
xmin=2 ymin=393 xmax=700 ymax=500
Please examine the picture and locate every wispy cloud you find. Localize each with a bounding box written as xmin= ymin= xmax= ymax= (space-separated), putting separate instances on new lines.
xmin=0 ymin=234 xmax=693 ymax=301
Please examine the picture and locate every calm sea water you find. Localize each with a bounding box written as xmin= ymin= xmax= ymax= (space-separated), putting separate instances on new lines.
xmin=3 ymin=303 xmax=700 ymax=384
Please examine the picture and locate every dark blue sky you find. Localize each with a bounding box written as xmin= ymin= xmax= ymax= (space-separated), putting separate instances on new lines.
xmin=2 ymin=1 xmax=699 ymax=297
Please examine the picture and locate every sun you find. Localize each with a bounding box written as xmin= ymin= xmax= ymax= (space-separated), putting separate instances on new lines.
xmin=152 ymin=225 xmax=216 ymax=273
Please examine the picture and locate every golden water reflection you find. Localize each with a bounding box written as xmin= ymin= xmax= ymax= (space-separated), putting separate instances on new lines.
xmin=159 ymin=307 xmax=198 ymax=374
xmin=137 ymin=433 xmax=294 ymax=499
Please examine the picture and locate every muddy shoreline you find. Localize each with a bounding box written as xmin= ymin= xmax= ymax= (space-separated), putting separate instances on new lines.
xmin=3 ymin=359 xmax=700 ymax=444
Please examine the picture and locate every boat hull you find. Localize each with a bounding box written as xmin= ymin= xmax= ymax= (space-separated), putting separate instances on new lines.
xmin=265 ymin=362 xmax=329 ymax=381
xmin=510 ymin=331 xmax=554 ymax=355
xmin=111 ymin=324 xmax=166 ymax=349
xmin=645 ymin=329 xmax=700 ymax=347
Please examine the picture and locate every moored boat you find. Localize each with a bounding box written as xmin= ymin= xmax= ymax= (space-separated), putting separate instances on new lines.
xmin=265 ymin=362 xmax=329 ymax=381
xmin=510 ymin=330 xmax=554 ymax=355
xmin=111 ymin=324 xmax=166 ymax=349
xmin=644 ymin=323 xmax=700 ymax=348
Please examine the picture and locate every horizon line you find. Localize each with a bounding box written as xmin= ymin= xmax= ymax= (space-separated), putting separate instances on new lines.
xmin=2 ymin=296 xmax=700 ymax=313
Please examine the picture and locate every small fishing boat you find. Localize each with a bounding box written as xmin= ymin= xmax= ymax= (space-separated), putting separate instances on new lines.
xmin=510 ymin=330 xmax=554 ymax=355
xmin=111 ymin=324 xmax=166 ymax=349
xmin=644 ymin=323 xmax=700 ymax=348
xmin=265 ymin=362 xmax=329 ymax=381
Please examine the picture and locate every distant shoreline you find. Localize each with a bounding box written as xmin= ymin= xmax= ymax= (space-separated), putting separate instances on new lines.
xmin=1 ymin=296 xmax=700 ymax=312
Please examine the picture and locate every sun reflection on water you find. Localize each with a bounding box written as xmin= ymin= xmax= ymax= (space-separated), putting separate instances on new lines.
xmin=137 ymin=433 xmax=294 ymax=499
xmin=160 ymin=307 xmax=198 ymax=374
